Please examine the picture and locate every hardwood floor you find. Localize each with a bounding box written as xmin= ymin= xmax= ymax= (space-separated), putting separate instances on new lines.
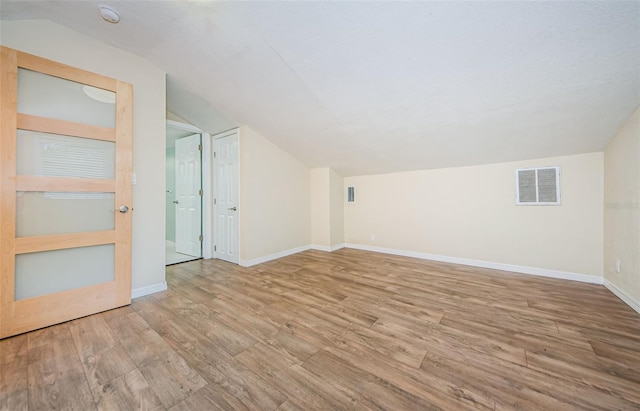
xmin=2 ymin=248 xmax=640 ymax=410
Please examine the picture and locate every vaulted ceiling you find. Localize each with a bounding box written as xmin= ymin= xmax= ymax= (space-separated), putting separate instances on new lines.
xmin=2 ymin=1 xmax=639 ymax=176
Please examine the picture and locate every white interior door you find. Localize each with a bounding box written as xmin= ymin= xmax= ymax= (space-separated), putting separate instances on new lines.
xmin=214 ymin=130 xmax=239 ymax=264
xmin=175 ymin=133 xmax=202 ymax=257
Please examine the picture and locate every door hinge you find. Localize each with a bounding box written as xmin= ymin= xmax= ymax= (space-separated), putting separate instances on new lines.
xmin=199 ymin=234 xmax=203 ymax=242
xmin=198 ymin=144 xmax=202 ymax=151
xmin=214 ymin=198 xmax=216 ymax=205
xmin=199 ymin=189 xmax=203 ymax=196
xmin=213 ymin=151 xmax=216 ymax=158
xmin=214 ymin=245 xmax=217 ymax=251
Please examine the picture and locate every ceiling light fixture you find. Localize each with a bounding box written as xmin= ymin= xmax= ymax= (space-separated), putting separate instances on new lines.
xmin=99 ymin=5 xmax=120 ymax=24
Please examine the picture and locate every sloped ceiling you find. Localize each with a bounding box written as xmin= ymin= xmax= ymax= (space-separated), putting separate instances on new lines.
xmin=1 ymin=1 xmax=638 ymax=176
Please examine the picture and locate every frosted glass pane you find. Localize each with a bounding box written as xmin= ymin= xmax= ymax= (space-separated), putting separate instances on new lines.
xmin=18 ymin=68 xmax=115 ymax=128
xmin=17 ymin=130 xmax=115 ymax=178
xmin=15 ymin=245 xmax=114 ymax=300
xmin=16 ymin=192 xmax=114 ymax=237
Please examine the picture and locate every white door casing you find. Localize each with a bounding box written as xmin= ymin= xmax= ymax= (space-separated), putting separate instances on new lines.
xmin=214 ymin=130 xmax=239 ymax=264
xmin=175 ymin=133 xmax=202 ymax=257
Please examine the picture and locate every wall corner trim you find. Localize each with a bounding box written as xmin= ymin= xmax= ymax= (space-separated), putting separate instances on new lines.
xmin=131 ymin=281 xmax=168 ymax=299
xmin=604 ymin=279 xmax=640 ymax=315
xmin=330 ymin=243 xmax=346 ymax=252
xmin=344 ymin=243 xmax=604 ymax=285
xmin=239 ymin=245 xmax=312 ymax=267
xmin=240 ymin=243 xmax=348 ymax=267
xmin=310 ymin=243 xmax=346 ymax=252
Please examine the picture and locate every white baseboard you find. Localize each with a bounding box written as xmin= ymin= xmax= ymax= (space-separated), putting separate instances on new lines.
xmin=604 ymin=279 xmax=640 ymax=315
xmin=236 ymin=242 xmax=605 ymax=289
xmin=131 ymin=281 xmax=167 ymax=299
xmin=239 ymin=245 xmax=312 ymax=267
xmin=310 ymin=244 xmax=331 ymax=252
xmin=344 ymin=243 xmax=603 ymax=285
xmin=310 ymin=243 xmax=346 ymax=252
xmin=330 ymin=243 xmax=346 ymax=252
xmin=240 ymin=243 xmax=347 ymax=267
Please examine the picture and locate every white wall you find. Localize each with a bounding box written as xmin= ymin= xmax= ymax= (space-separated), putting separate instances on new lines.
xmin=604 ymin=106 xmax=640 ymax=307
xmin=2 ymin=20 xmax=167 ymax=292
xmin=239 ymin=126 xmax=310 ymax=263
xmin=345 ymin=152 xmax=604 ymax=278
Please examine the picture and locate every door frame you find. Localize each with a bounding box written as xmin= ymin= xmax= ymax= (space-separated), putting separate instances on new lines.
xmin=166 ymin=120 xmax=213 ymax=259
xmin=212 ymin=128 xmax=241 ymax=262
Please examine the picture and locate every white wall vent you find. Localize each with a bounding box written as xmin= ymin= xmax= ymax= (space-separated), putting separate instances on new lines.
xmin=347 ymin=186 xmax=355 ymax=203
xmin=515 ymin=166 xmax=560 ymax=205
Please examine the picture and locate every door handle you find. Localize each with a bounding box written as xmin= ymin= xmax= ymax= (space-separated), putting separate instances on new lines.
xmin=119 ymin=205 xmax=129 ymax=213
xmin=173 ymin=200 xmax=179 ymax=204
xmin=228 ymin=206 xmax=237 ymax=211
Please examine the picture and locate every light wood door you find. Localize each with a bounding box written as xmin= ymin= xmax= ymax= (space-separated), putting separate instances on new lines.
xmin=0 ymin=46 xmax=133 ymax=339
xmin=213 ymin=130 xmax=239 ymax=264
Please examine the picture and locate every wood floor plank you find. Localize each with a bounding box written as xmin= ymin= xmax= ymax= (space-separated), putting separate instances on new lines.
xmin=106 ymin=312 xmax=174 ymax=368
xmin=92 ymin=368 xmax=165 ymax=411
xmin=371 ymin=315 xmax=527 ymax=367
xmin=304 ymin=349 xmax=460 ymax=411
xmin=155 ymin=319 xmax=287 ymax=410
xmin=0 ymin=336 xmax=28 ymax=411
xmin=168 ymin=383 xmax=241 ymax=411
xmin=29 ymin=375 xmax=96 ymax=411
xmin=525 ymin=348 xmax=640 ymax=405
xmin=235 ymin=342 xmax=370 ymax=411
xmin=590 ymin=339 xmax=640 ymax=368
xmin=0 ymin=334 xmax=27 ymax=366
xmin=81 ymin=344 xmax=137 ymax=389
xmin=138 ymin=350 xmax=207 ymax=409
xmin=279 ymin=313 xmax=491 ymax=410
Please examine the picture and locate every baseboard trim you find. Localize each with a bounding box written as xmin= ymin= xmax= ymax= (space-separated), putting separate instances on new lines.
xmin=310 ymin=244 xmax=331 ymax=252
xmin=131 ymin=281 xmax=167 ymax=299
xmin=239 ymin=245 xmax=312 ymax=267
xmin=236 ymin=242 xmax=603 ymax=287
xmin=604 ymin=279 xmax=640 ymax=315
xmin=310 ymin=243 xmax=346 ymax=253
xmin=330 ymin=243 xmax=346 ymax=252
xmin=344 ymin=243 xmax=603 ymax=285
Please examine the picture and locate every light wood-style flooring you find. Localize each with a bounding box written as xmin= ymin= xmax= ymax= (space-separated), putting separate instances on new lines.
xmin=2 ymin=248 xmax=640 ymax=410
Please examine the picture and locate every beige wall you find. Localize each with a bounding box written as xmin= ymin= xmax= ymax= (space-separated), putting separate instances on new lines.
xmin=604 ymin=106 xmax=640 ymax=303
xmin=2 ymin=20 xmax=167 ymax=291
xmin=310 ymin=168 xmax=345 ymax=250
xmin=329 ymin=169 xmax=345 ymax=247
xmin=345 ymin=152 xmax=604 ymax=277
xmin=239 ymin=126 xmax=310 ymax=262
xmin=310 ymin=168 xmax=331 ymax=248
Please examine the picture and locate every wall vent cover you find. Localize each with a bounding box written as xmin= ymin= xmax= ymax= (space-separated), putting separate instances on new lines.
xmin=515 ymin=166 xmax=560 ymax=205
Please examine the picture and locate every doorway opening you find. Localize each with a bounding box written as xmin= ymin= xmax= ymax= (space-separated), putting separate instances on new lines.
xmin=166 ymin=120 xmax=203 ymax=265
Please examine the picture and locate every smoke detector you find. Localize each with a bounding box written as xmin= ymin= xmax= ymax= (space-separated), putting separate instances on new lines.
xmin=99 ymin=5 xmax=120 ymax=24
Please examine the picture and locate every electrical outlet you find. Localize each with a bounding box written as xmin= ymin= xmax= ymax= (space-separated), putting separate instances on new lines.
xmin=615 ymin=259 xmax=621 ymax=273
xmin=369 ymin=233 xmax=376 ymax=241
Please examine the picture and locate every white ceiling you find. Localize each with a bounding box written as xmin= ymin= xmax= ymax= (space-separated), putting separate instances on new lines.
xmin=2 ymin=1 xmax=639 ymax=176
